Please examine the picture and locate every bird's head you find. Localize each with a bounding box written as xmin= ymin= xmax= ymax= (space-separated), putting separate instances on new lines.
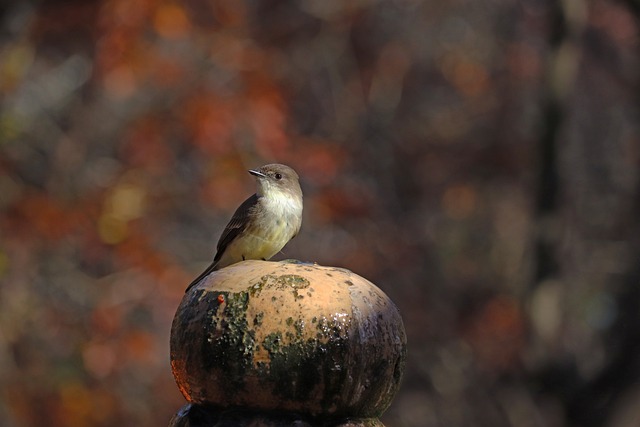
xmin=249 ymin=164 xmax=302 ymax=198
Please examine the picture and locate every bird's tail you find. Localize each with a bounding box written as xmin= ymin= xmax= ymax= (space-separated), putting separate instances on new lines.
xmin=185 ymin=260 xmax=218 ymax=292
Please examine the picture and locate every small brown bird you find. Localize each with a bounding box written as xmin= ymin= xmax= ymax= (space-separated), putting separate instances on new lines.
xmin=186 ymin=164 xmax=303 ymax=292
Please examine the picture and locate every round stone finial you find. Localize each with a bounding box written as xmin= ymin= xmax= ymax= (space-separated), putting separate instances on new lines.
xmin=170 ymin=260 xmax=406 ymax=424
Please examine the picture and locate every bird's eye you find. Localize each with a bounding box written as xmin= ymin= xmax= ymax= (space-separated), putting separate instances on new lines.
xmin=275 ymin=173 xmax=282 ymax=180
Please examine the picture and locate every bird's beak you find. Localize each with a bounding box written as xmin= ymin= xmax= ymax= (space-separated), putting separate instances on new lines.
xmin=249 ymin=169 xmax=267 ymax=178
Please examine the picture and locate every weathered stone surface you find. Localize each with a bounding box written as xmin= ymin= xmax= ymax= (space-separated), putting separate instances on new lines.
xmin=170 ymin=260 xmax=406 ymax=420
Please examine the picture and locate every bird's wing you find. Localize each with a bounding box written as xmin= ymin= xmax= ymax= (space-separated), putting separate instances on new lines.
xmin=185 ymin=260 xmax=217 ymax=292
xmin=185 ymin=194 xmax=259 ymax=293
xmin=213 ymin=193 xmax=258 ymax=262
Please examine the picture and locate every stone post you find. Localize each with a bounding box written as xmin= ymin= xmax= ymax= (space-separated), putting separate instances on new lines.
xmin=169 ymin=260 xmax=406 ymax=427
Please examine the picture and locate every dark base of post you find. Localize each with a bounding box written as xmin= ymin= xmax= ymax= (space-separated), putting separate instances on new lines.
xmin=169 ymin=404 xmax=386 ymax=427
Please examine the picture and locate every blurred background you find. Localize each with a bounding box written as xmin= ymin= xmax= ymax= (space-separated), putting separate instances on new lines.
xmin=1 ymin=0 xmax=639 ymax=426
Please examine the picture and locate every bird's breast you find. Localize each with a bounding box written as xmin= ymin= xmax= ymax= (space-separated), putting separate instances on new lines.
xmin=219 ymin=192 xmax=302 ymax=266
xmin=258 ymin=191 xmax=302 ymax=234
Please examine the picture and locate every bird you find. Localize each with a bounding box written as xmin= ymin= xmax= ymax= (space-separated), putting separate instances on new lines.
xmin=186 ymin=163 xmax=303 ymax=292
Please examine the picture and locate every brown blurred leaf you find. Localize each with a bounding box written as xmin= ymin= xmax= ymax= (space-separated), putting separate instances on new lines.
xmin=153 ymin=4 xmax=191 ymax=39
xmin=462 ymin=295 xmax=526 ymax=372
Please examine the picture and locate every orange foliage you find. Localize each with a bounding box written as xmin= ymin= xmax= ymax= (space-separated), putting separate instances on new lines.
xmin=6 ymin=192 xmax=99 ymax=242
xmin=114 ymin=229 xmax=168 ymax=278
xmin=181 ymin=93 xmax=236 ymax=154
xmin=295 ymin=140 xmax=346 ymax=185
xmin=210 ymin=0 xmax=248 ymax=27
xmin=120 ymin=118 xmax=175 ymax=174
xmin=462 ymin=295 xmax=526 ymax=372
xmin=122 ymin=329 xmax=156 ymax=364
xmin=245 ymin=75 xmax=290 ymax=158
xmin=442 ymin=184 xmax=477 ymax=220
xmin=153 ymin=4 xmax=191 ymax=39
